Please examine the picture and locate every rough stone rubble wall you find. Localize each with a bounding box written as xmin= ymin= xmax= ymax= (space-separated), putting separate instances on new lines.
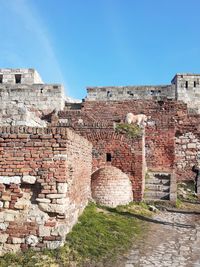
xmin=0 ymin=84 xmax=65 ymax=114
xmin=175 ymin=116 xmax=200 ymax=181
xmin=0 ymin=127 xmax=92 ymax=255
xmin=0 ymin=102 xmax=47 ymax=127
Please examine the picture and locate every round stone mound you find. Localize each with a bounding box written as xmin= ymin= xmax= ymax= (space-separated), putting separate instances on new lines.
xmin=91 ymin=166 xmax=133 ymax=207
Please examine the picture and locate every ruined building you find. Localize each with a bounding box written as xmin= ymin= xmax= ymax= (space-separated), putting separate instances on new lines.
xmin=0 ymin=68 xmax=200 ymax=254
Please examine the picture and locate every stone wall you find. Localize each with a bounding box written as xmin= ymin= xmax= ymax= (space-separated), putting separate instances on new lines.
xmin=0 ymin=69 xmax=43 ymax=84
xmin=0 ymin=127 xmax=92 ymax=255
xmin=175 ymin=115 xmax=200 ymax=181
xmin=172 ymin=73 xmax=200 ymax=114
xmin=0 ymin=84 xmax=65 ymax=113
xmin=86 ymin=85 xmax=175 ymax=101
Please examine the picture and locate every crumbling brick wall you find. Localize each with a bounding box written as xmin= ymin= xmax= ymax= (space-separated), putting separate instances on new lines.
xmin=79 ymin=130 xmax=145 ymax=201
xmin=0 ymin=126 xmax=92 ymax=255
xmin=58 ymin=100 xmax=180 ymax=174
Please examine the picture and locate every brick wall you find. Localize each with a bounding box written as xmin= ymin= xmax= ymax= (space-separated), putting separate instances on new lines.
xmin=80 ymin=130 xmax=145 ymax=201
xmin=0 ymin=126 xmax=92 ymax=255
xmin=58 ymin=99 xmax=180 ymax=174
xmin=91 ymin=166 xmax=133 ymax=207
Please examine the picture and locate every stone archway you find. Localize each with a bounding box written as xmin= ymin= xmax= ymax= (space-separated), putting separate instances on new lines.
xmin=91 ymin=166 xmax=133 ymax=207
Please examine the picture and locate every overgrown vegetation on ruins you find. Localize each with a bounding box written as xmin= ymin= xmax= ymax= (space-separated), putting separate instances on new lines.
xmin=0 ymin=202 xmax=151 ymax=267
xmin=115 ymin=123 xmax=142 ymax=138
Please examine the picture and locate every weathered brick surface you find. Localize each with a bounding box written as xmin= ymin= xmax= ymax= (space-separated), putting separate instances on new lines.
xmin=81 ymin=131 xmax=145 ymax=201
xmin=91 ymin=166 xmax=133 ymax=207
xmin=0 ymin=126 xmax=92 ymax=255
xmin=58 ymin=100 xmax=179 ymax=173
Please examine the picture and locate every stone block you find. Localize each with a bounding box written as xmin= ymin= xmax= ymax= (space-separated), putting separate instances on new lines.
xmin=12 ymin=237 xmax=25 ymax=244
xmin=0 ymin=176 xmax=21 ymax=184
xmin=2 ymin=195 xmax=11 ymax=201
xmin=0 ymin=223 xmax=9 ymax=231
xmin=22 ymin=175 xmax=36 ymax=184
xmin=187 ymin=143 xmax=196 ymax=149
xmin=25 ymin=235 xmax=39 ymax=247
xmin=45 ymin=240 xmax=63 ymax=249
xmin=3 ymin=243 xmax=21 ymax=254
xmin=4 ymin=201 xmax=9 ymax=209
xmin=57 ymin=183 xmax=68 ymax=193
xmin=39 ymin=226 xmax=51 ymax=237
xmin=3 ymin=212 xmax=16 ymax=222
xmin=46 ymin=194 xmax=65 ymax=199
xmin=51 ymin=224 xmax=69 ymax=237
xmin=39 ymin=203 xmax=66 ymax=214
xmin=36 ymin=198 xmax=51 ymax=203
xmin=0 ymin=234 xmax=9 ymax=243
xmin=14 ymin=199 xmax=30 ymax=210
xmin=0 ymin=201 xmax=3 ymax=208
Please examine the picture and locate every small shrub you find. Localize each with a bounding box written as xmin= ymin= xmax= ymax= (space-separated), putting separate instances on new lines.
xmin=115 ymin=123 xmax=142 ymax=138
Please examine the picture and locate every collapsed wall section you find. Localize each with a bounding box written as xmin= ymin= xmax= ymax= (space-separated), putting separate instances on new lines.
xmin=0 ymin=127 xmax=92 ymax=255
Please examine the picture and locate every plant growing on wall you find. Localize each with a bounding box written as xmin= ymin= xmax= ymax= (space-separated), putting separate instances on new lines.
xmin=115 ymin=123 xmax=142 ymax=138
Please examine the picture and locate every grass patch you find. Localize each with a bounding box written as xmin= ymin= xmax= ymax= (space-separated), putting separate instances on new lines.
xmin=175 ymin=198 xmax=183 ymax=208
xmin=115 ymin=123 xmax=142 ymax=138
xmin=0 ymin=202 xmax=150 ymax=267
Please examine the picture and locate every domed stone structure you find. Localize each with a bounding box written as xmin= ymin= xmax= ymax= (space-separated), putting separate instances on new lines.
xmin=91 ymin=166 xmax=133 ymax=207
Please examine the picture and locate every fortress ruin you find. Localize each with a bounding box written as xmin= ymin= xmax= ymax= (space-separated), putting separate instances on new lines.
xmin=0 ymin=68 xmax=200 ymax=254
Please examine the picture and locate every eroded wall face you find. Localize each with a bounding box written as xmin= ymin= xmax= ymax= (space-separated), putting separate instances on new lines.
xmin=0 ymin=84 xmax=65 ymax=113
xmin=175 ymin=116 xmax=200 ymax=181
xmin=83 ymin=131 xmax=144 ymax=201
xmin=0 ymin=127 xmax=92 ymax=255
xmin=58 ymin=100 xmax=179 ymax=173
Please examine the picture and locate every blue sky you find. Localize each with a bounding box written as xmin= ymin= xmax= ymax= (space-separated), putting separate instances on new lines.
xmin=1 ymin=0 xmax=200 ymax=99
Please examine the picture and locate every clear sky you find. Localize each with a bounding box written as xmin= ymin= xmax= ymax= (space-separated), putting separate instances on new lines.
xmin=1 ymin=0 xmax=200 ymax=99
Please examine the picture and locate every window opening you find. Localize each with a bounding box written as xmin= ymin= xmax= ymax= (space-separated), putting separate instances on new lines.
xmin=106 ymin=153 xmax=112 ymax=162
xmin=15 ymin=74 xmax=21 ymax=84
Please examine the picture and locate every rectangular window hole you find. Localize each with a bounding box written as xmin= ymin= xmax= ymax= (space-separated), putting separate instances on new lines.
xmin=15 ymin=74 xmax=21 ymax=84
xmin=186 ymin=81 xmax=188 ymax=89
xmin=0 ymin=75 xmax=2 ymax=83
xmin=106 ymin=153 xmax=112 ymax=162
xmin=194 ymin=81 xmax=196 ymax=87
